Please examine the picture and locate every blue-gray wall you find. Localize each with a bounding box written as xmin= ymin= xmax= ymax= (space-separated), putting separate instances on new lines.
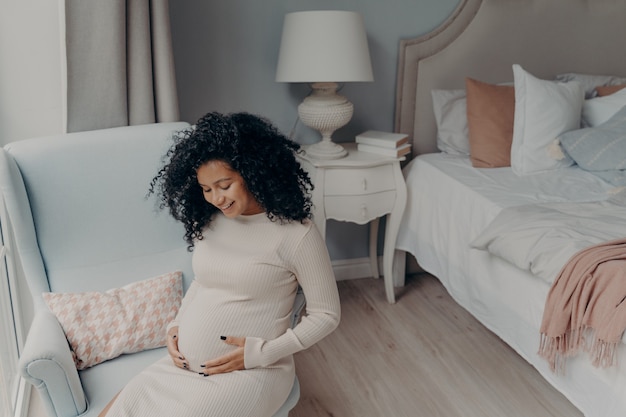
xmin=169 ymin=0 xmax=460 ymax=261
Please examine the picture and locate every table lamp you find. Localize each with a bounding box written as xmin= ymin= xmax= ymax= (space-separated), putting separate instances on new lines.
xmin=276 ymin=10 xmax=374 ymax=159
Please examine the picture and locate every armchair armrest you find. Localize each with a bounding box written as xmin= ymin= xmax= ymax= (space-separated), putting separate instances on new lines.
xmin=19 ymin=308 xmax=87 ymax=417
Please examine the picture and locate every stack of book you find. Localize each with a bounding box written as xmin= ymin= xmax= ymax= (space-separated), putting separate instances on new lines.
xmin=355 ymin=130 xmax=411 ymax=157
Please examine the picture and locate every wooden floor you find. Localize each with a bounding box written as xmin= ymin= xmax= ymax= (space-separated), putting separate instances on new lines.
xmin=290 ymin=274 xmax=583 ymax=417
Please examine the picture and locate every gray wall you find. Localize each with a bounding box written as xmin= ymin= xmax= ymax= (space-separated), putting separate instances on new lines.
xmin=169 ymin=0 xmax=460 ymax=261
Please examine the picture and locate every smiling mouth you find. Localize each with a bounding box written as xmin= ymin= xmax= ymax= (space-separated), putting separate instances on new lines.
xmin=221 ymin=202 xmax=234 ymax=211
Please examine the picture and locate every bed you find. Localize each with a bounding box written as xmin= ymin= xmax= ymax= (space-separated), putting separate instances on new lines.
xmin=392 ymin=1 xmax=626 ymax=416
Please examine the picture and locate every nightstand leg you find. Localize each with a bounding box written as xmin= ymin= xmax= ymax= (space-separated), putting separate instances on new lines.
xmin=383 ymin=165 xmax=407 ymax=303
xmin=369 ymin=218 xmax=380 ymax=278
xmin=383 ymin=213 xmax=396 ymax=303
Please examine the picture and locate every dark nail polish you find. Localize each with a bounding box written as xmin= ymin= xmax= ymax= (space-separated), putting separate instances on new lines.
xmin=220 ymin=336 xmax=226 ymax=340
xmin=200 ymin=364 xmax=205 ymax=367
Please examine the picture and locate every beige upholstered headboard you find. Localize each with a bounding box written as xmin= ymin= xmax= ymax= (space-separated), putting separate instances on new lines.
xmin=394 ymin=0 xmax=626 ymax=156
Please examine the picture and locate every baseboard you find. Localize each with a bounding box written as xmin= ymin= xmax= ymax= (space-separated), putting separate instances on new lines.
xmin=332 ymin=252 xmax=422 ymax=282
xmin=331 ymin=257 xmax=375 ymax=281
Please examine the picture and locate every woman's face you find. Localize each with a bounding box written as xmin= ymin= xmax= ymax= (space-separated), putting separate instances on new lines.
xmin=196 ymin=160 xmax=264 ymax=218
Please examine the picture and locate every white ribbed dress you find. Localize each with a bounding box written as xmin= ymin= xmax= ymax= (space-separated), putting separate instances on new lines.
xmin=106 ymin=213 xmax=341 ymax=417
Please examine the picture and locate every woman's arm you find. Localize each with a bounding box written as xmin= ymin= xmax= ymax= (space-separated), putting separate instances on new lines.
xmin=243 ymin=225 xmax=341 ymax=368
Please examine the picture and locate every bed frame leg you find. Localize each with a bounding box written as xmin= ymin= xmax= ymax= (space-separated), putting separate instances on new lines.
xmin=393 ymin=249 xmax=406 ymax=288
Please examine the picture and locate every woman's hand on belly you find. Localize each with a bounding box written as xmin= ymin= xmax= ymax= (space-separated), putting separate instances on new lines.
xmin=199 ymin=336 xmax=246 ymax=376
xmin=166 ymin=326 xmax=190 ymax=371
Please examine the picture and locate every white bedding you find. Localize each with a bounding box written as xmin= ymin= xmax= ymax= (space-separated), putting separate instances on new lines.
xmin=396 ymin=153 xmax=626 ymax=417
xmin=471 ymin=199 xmax=626 ymax=284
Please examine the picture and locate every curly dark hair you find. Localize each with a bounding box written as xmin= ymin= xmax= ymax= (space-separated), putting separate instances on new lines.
xmin=149 ymin=112 xmax=314 ymax=249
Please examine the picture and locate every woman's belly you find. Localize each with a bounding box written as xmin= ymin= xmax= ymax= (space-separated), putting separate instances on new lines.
xmin=176 ymin=286 xmax=290 ymax=372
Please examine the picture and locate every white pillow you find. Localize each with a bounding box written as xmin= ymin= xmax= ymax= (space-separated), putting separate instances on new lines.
xmin=582 ymin=87 xmax=626 ymax=127
xmin=431 ymin=89 xmax=470 ymax=155
xmin=555 ymin=73 xmax=626 ymax=98
xmin=511 ymin=65 xmax=584 ymax=176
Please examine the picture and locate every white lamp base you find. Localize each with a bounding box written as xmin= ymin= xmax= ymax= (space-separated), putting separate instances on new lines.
xmin=304 ymin=139 xmax=348 ymax=159
xmin=298 ymin=82 xmax=353 ymax=160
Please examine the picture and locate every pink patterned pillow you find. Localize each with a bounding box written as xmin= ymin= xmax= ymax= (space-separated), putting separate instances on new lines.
xmin=43 ymin=271 xmax=183 ymax=370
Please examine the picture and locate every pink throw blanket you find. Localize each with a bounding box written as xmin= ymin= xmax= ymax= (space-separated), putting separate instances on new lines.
xmin=539 ymin=238 xmax=626 ymax=373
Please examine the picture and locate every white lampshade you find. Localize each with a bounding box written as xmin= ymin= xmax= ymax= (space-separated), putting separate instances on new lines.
xmin=276 ymin=10 xmax=374 ymax=160
xmin=276 ymin=11 xmax=374 ymax=83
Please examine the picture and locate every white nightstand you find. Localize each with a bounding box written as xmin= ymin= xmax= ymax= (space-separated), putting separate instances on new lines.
xmin=298 ymin=142 xmax=407 ymax=303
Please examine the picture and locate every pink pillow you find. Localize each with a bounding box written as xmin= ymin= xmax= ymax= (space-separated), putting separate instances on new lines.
xmin=43 ymin=271 xmax=183 ymax=370
xmin=595 ymin=84 xmax=626 ymax=97
xmin=465 ymin=77 xmax=515 ymax=168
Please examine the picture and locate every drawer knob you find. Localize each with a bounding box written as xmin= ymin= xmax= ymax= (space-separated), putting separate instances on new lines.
xmin=362 ymin=178 xmax=367 ymax=191
xmin=360 ymin=203 xmax=367 ymax=219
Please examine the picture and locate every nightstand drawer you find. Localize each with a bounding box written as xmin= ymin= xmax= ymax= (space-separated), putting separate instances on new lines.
xmin=324 ymin=190 xmax=396 ymax=223
xmin=324 ymin=165 xmax=395 ymax=196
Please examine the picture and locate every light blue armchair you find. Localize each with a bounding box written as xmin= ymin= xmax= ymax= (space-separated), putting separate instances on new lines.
xmin=0 ymin=123 xmax=302 ymax=417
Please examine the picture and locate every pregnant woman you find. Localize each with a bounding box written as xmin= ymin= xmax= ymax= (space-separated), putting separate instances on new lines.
xmin=98 ymin=112 xmax=341 ymax=417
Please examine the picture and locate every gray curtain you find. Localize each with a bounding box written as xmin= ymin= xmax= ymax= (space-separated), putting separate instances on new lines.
xmin=64 ymin=0 xmax=180 ymax=133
